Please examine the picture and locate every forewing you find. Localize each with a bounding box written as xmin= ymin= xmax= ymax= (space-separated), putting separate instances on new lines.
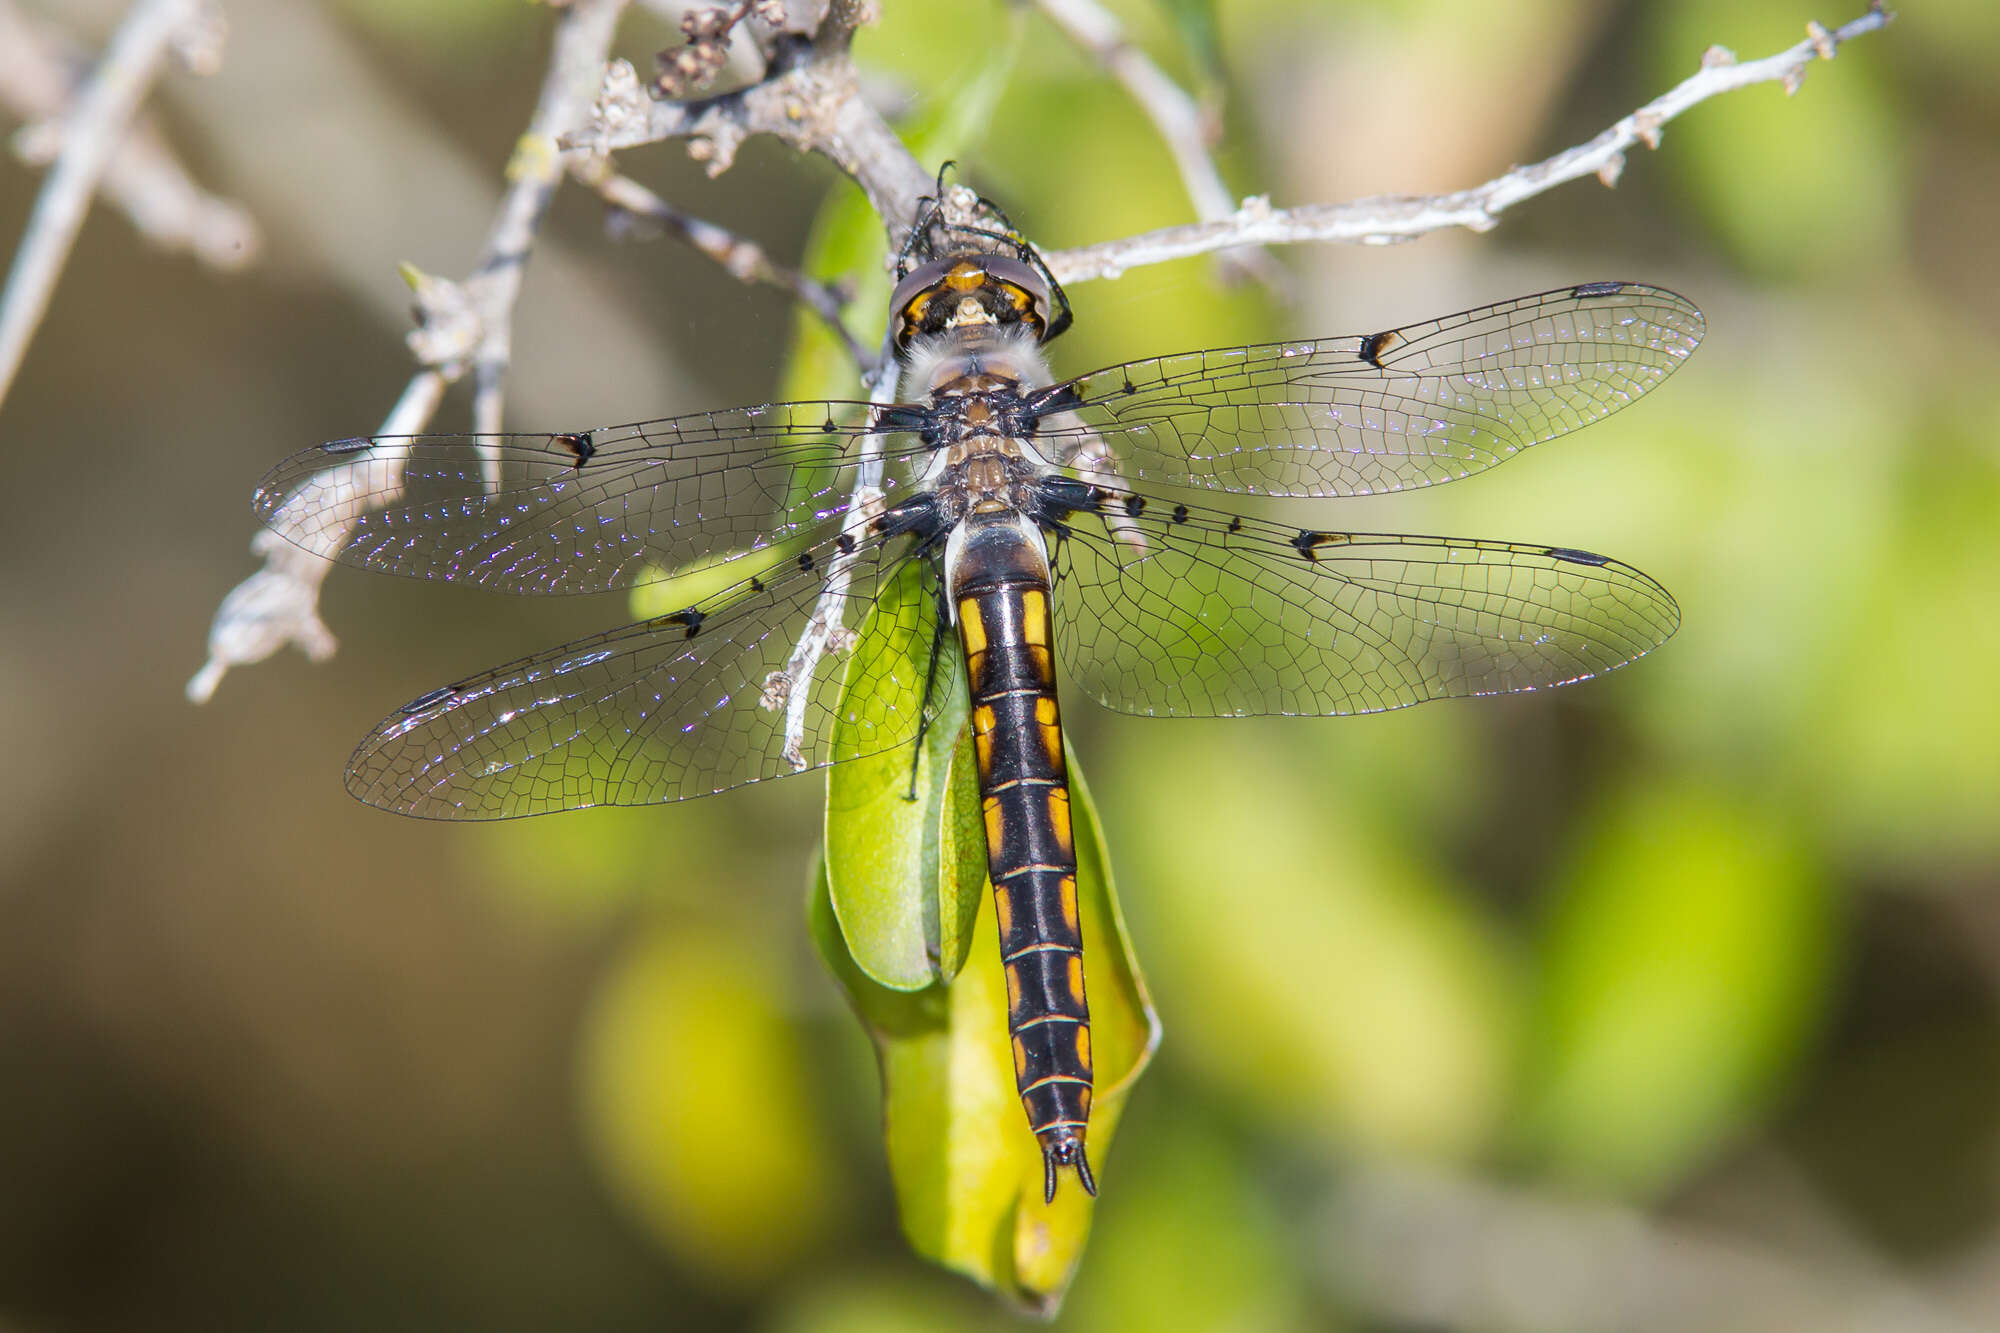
xmin=1050 ymin=493 xmax=1678 ymax=717
xmin=1035 ymin=284 xmax=1701 ymax=497
xmin=254 ymin=403 xmax=929 ymax=594
xmin=345 ymin=529 xmax=946 ymax=818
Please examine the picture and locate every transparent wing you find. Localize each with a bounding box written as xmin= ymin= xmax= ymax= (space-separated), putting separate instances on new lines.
xmin=1049 ymin=490 xmax=1678 ymax=717
xmin=1033 ymin=283 xmax=1702 ymax=498
xmin=253 ymin=402 xmax=931 ymax=594
xmin=345 ymin=528 xmax=947 ymax=818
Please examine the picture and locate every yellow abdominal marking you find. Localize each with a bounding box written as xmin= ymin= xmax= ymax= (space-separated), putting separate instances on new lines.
xmin=1019 ymin=590 xmax=1049 ymax=645
xmin=1059 ymin=875 xmax=1078 ymax=934
xmin=959 ymin=601 xmax=987 ymax=655
xmin=1048 ymin=788 xmax=1073 ymax=855
xmin=1035 ymin=695 xmax=1063 ymax=768
xmin=1066 ymin=953 xmax=1086 ymax=1006
xmin=1074 ymin=1024 xmax=1091 ymax=1072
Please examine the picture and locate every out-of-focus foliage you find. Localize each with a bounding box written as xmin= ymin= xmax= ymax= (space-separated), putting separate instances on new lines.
xmin=579 ymin=920 xmax=839 ymax=1283
xmin=1654 ymin=1 xmax=1904 ymax=279
xmin=1516 ymin=779 xmax=1836 ymax=1193
xmin=1114 ymin=726 xmax=1517 ymax=1161
xmin=3 ymin=0 xmax=1993 ymax=1330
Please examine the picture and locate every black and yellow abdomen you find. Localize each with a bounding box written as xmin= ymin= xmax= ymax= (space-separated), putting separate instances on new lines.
xmin=947 ymin=507 xmax=1095 ymax=1202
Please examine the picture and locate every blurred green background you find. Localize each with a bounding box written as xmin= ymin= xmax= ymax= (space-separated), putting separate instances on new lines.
xmin=3 ymin=0 xmax=1996 ymax=1328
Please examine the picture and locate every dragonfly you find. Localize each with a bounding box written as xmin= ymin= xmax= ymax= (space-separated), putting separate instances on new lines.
xmin=253 ymin=199 xmax=1702 ymax=1202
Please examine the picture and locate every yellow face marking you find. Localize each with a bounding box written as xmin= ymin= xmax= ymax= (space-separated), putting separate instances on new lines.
xmin=1059 ymin=875 xmax=1079 ymax=935
xmin=1074 ymin=1024 xmax=1091 ymax=1073
xmin=946 ymin=261 xmax=984 ymax=291
xmin=1004 ymin=963 xmax=1022 ymax=1013
xmin=1019 ymin=589 xmax=1049 ymax=645
xmin=994 ymin=885 xmax=1013 ymax=938
xmin=1048 ymin=788 xmax=1073 ymax=855
xmin=1012 ymin=1036 xmax=1029 ymax=1079
xmin=1066 ymin=953 xmax=1087 ymax=1007
xmin=983 ymin=796 xmax=1005 ymax=851
xmin=958 ymin=601 xmax=987 ymax=655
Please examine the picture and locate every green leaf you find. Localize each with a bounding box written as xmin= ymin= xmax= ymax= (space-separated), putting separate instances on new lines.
xmin=824 ymin=560 xmax=984 ymax=989
xmin=811 ymin=758 xmax=1158 ymax=1315
xmin=1517 ymin=778 xmax=1837 ymax=1195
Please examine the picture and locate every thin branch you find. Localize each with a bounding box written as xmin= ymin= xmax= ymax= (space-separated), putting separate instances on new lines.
xmin=190 ymin=0 xmax=631 ymax=701
xmin=1031 ymin=0 xmax=1231 ymax=226
xmin=0 ymin=0 xmax=205 ymax=409
xmin=562 ymin=1 xmax=933 ymax=253
xmin=570 ymin=156 xmax=873 ymax=370
xmin=1031 ymin=0 xmax=1282 ymax=287
xmin=459 ymin=0 xmax=631 ymax=435
xmin=1042 ymin=2 xmax=1896 ymax=285
xmin=0 ymin=0 xmax=258 ymax=271
xmin=187 ymin=369 xmax=447 ymax=703
xmin=762 ymin=334 xmax=902 ymax=765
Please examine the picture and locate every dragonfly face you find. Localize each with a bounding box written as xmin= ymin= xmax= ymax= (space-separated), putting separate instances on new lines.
xmin=253 ymin=221 xmax=1702 ymax=1201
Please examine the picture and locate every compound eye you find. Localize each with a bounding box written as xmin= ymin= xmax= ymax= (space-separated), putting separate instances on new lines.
xmin=888 ymin=256 xmax=961 ymax=344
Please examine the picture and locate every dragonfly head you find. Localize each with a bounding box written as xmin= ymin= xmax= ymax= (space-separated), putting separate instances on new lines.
xmin=890 ymin=252 xmax=1069 ymax=355
xmin=892 ymin=166 xmax=1073 ymax=352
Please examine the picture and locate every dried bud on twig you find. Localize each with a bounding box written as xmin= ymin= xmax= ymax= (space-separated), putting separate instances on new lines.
xmin=654 ymin=0 xmax=760 ymax=97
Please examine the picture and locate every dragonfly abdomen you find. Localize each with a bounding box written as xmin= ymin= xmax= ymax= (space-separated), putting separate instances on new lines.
xmin=948 ymin=508 xmax=1095 ymax=1202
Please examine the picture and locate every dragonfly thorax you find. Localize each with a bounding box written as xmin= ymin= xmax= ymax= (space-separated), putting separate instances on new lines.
xmin=900 ymin=321 xmax=1052 ymax=400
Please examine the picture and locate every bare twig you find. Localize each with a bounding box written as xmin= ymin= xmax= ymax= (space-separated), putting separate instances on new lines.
xmin=760 ymin=343 xmax=902 ymax=764
xmin=189 ymin=0 xmax=631 ymax=700
xmin=0 ymin=0 xmax=206 ymax=408
xmin=0 ymin=0 xmax=258 ymax=271
xmin=563 ymin=0 xmax=934 ymax=253
xmin=1031 ymin=0 xmax=1231 ymax=226
xmin=187 ymin=370 xmax=446 ymax=703
xmin=1031 ymin=0 xmax=1281 ymax=287
xmin=460 ymin=0 xmax=632 ymax=436
xmin=571 ymin=156 xmax=873 ymax=370
xmin=1042 ymin=3 xmax=1896 ymax=284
